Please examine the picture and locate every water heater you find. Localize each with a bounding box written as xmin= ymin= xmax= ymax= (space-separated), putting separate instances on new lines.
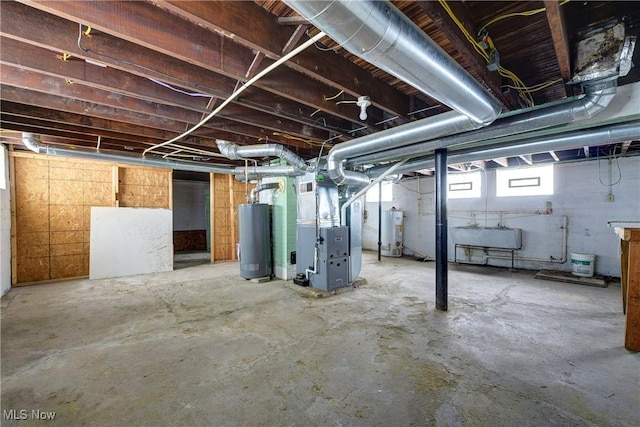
xmin=238 ymin=203 xmax=271 ymax=279
xmin=381 ymin=209 xmax=404 ymax=257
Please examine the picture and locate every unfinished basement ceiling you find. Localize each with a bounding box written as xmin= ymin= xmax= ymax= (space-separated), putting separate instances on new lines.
xmin=1 ymin=1 xmax=639 ymax=172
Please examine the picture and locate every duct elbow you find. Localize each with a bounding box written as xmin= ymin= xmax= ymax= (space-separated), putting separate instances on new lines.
xmin=575 ymin=79 xmax=618 ymax=120
xmin=216 ymin=139 xmax=238 ymax=159
xmin=21 ymin=133 xmax=45 ymax=154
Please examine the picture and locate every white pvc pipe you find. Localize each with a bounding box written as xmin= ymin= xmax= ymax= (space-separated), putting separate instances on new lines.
xmin=142 ymin=31 xmax=327 ymax=155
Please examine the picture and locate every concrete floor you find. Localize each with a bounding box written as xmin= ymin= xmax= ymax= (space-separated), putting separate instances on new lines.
xmin=1 ymin=251 xmax=638 ymax=426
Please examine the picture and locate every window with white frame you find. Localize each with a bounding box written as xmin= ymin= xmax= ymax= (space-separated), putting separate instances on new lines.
xmin=496 ymin=164 xmax=554 ymax=197
xmin=448 ymin=171 xmax=481 ymax=199
xmin=366 ymin=181 xmax=393 ymax=202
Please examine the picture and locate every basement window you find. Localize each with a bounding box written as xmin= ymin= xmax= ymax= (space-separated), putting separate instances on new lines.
xmin=366 ymin=181 xmax=393 ymax=202
xmin=496 ymin=164 xmax=554 ymax=197
xmin=448 ymin=171 xmax=481 ymax=199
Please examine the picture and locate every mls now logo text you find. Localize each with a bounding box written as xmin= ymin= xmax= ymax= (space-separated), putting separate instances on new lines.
xmin=3 ymin=409 xmax=57 ymax=420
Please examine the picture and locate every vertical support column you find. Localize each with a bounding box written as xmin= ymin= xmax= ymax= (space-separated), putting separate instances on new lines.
xmin=435 ymin=148 xmax=448 ymax=311
xmin=378 ymin=181 xmax=382 ymax=261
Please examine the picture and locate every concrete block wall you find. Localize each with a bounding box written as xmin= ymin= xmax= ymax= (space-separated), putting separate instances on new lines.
xmin=363 ymin=157 xmax=640 ymax=277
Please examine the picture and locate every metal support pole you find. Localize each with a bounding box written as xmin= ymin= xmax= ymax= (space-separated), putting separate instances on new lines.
xmin=377 ymin=181 xmax=382 ymax=261
xmin=435 ymin=148 xmax=448 ymax=311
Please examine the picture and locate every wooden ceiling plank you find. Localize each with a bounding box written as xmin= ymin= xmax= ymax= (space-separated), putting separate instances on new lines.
xmin=543 ymin=0 xmax=571 ymax=80
xmin=153 ymin=0 xmax=410 ymax=118
xmin=14 ymin=1 xmax=377 ymax=125
xmin=0 ymin=65 xmax=322 ymax=148
xmin=1 ymin=42 xmax=332 ymax=144
xmin=0 ymin=86 xmax=309 ymax=149
xmin=416 ymin=0 xmax=519 ymax=111
xmin=0 ymin=3 xmax=352 ymax=138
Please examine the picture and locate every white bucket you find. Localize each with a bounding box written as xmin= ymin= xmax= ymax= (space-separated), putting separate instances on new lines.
xmin=570 ymin=253 xmax=596 ymax=277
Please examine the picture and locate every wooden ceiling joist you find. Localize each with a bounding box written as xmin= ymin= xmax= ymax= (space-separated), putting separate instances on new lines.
xmin=0 ymin=2 xmax=354 ymax=139
xmin=417 ymin=0 xmax=520 ymax=111
xmin=543 ymin=0 xmax=571 ymax=80
xmin=13 ymin=0 xmax=380 ymax=126
xmin=152 ymin=0 xmax=410 ymax=118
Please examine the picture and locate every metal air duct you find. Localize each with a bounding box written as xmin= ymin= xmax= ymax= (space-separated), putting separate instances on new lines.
xmin=284 ymin=0 xmax=502 ymax=188
xmin=217 ymin=140 xmax=310 ymax=171
xmin=250 ymin=182 xmax=280 ymax=204
xmin=283 ymin=0 xmax=501 ymax=125
xmin=19 ymin=133 xmax=234 ymax=174
xmin=351 ymin=80 xmax=618 ymax=166
xmin=234 ymin=165 xmax=304 ymax=181
xmin=366 ymin=120 xmax=640 ymax=176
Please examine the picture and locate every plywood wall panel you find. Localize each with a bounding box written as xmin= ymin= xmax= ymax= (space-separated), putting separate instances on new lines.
xmin=17 ymin=256 xmax=49 ymax=283
xmin=50 ymin=231 xmax=83 ymax=245
xmin=16 ymin=205 xmax=50 ymax=232
xmin=50 ymin=180 xmax=84 ymax=205
xmin=84 ymin=182 xmax=112 ymax=205
xmin=50 ymin=254 xmax=85 ymax=279
xmin=12 ymin=153 xmax=172 ymax=285
xmin=49 ymin=205 xmax=84 ymax=231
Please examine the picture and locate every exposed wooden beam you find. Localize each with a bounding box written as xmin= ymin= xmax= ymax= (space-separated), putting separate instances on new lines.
xmin=0 ymin=55 xmax=331 ymax=147
xmin=416 ymin=0 xmax=520 ymax=110
xmin=549 ymin=151 xmax=560 ymax=161
xmin=519 ymin=154 xmax=533 ymax=165
xmin=0 ymin=87 xmax=310 ymax=151
xmin=0 ymin=2 xmax=354 ymax=137
xmin=544 ymin=0 xmax=571 ymax=80
xmin=584 ymin=146 xmax=590 ymax=158
xmin=449 ymin=163 xmax=465 ymax=171
xmin=621 ymin=141 xmax=632 ymax=155
xmin=9 ymin=1 xmax=370 ymax=125
xmin=277 ymin=16 xmax=310 ymax=26
xmin=152 ymin=0 xmax=410 ymax=118
xmin=282 ymin=25 xmax=309 ymax=55
xmin=492 ymin=157 xmax=509 ymax=168
xmin=244 ymin=52 xmax=265 ymax=79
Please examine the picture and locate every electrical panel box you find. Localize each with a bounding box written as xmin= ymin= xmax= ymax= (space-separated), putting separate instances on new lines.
xmin=296 ymin=225 xmax=350 ymax=292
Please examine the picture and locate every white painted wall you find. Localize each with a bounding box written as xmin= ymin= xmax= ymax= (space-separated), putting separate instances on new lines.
xmin=0 ymin=145 xmax=11 ymax=296
xmin=173 ymin=180 xmax=208 ymax=231
xmin=90 ymin=207 xmax=173 ymax=280
xmin=363 ymin=157 xmax=640 ymax=276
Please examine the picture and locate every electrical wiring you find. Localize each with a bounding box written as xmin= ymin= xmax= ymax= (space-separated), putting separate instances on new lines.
xmin=597 ymin=146 xmax=622 ymax=186
xmin=324 ymin=90 xmax=344 ymax=101
xmin=437 ymin=0 xmax=534 ymax=107
xmin=271 ymin=132 xmax=325 ymax=147
xmin=478 ymin=1 xmax=570 ymax=35
xmin=143 ymin=30 xmax=327 ymax=155
xmin=502 ymin=78 xmax=563 ymax=93
xmin=335 ymin=100 xmax=357 ymax=105
xmin=147 ymin=77 xmax=214 ymax=98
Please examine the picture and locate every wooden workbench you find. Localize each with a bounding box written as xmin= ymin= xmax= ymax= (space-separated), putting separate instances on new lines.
xmin=614 ymin=227 xmax=640 ymax=352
